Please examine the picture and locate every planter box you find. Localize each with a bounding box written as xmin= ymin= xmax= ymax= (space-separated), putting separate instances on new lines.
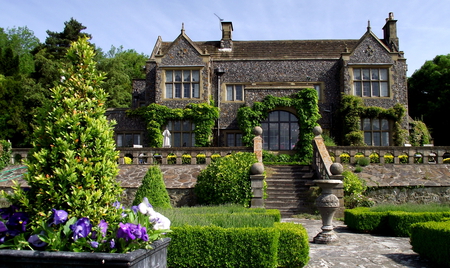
xmin=0 ymin=238 xmax=170 ymax=268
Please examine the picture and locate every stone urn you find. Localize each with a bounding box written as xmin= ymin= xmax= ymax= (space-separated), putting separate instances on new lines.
xmin=313 ymin=179 xmax=341 ymax=244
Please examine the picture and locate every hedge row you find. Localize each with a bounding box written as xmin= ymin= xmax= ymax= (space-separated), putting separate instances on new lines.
xmin=167 ymin=222 xmax=309 ymax=268
xmin=344 ymin=207 xmax=450 ymax=236
xmin=410 ymin=220 xmax=450 ymax=267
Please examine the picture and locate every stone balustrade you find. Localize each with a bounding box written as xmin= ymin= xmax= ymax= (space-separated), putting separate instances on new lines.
xmin=10 ymin=147 xmax=253 ymax=165
xmin=327 ymin=146 xmax=450 ymax=165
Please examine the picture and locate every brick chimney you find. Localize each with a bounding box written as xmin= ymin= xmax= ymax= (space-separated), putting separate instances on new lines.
xmin=383 ymin=12 xmax=399 ymax=52
xmin=220 ymin=21 xmax=233 ymax=51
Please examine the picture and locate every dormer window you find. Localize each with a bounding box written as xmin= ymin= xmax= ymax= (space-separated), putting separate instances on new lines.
xmin=165 ymin=70 xmax=200 ymax=99
xmin=353 ymin=68 xmax=389 ymax=97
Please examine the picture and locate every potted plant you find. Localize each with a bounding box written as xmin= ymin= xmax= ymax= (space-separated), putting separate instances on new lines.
xmin=0 ymin=37 xmax=170 ymax=267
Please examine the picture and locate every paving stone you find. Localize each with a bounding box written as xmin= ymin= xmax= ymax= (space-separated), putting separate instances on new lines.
xmin=282 ymin=218 xmax=437 ymax=268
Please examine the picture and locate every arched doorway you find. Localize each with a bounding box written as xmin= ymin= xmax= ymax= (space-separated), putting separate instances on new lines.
xmin=261 ymin=110 xmax=299 ymax=150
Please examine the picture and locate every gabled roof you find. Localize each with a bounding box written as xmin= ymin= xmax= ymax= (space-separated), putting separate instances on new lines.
xmin=157 ymin=39 xmax=360 ymax=60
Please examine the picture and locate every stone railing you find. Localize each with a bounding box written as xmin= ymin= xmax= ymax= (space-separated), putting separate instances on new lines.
xmin=9 ymin=147 xmax=253 ymax=165
xmin=311 ymin=127 xmax=343 ymax=180
xmin=117 ymin=147 xmax=252 ymax=165
xmin=327 ymin=146 xmax=450 ymax=165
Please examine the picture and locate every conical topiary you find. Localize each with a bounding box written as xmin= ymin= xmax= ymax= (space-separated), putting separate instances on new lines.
xmin=8 ymin=37 xmax=122 ymax=227
xmin=132 ymin=165 xmax=171 ymax=209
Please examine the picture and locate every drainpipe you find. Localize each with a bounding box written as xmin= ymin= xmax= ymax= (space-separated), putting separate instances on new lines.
xmin=214 ymin=68 xmax=225 ymax=146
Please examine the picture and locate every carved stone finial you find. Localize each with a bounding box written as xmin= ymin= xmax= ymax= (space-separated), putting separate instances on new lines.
xmin=250 ymin=162 xmax=264 ymax=175
xmin=181 ymin=23 xmax=185 ymax=34
xmin=313 ymin=126 xmax=323 ymax=137
xmin=330 ymin=163 xmax=344 ymax=175
xmin=253 ymin=126 xmax=263 ymax=136
xmin=367 ymin=20 xmax=371 ymax=31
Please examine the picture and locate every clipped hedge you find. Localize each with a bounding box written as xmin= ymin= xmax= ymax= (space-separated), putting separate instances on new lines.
xmin=167 ymin=225 xmax=280 ymax=268
xmin=345 ymin=208 xmax=450 ymax=236
xmin=389 ymin=211 xmax=450 ymax=237
xmin=275 ymin=222 xmax=310 ymax=267
xmin=410 ymin=220 xmax=450 ymax=267
xmin=344 ymin=207 xmax=390 ymax=234
xmin=167 ymin=223 xmax=309 ymax=268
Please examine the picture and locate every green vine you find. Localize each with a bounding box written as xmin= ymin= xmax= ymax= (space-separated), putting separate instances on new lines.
xmin=409 ymin=120 xmax=431 ymax=146
xmin=339 ymin=95 xmax=407 ymax=146
xmin=237 ymin=88 xmax=320 ymax=162
xmin=128 ymin=102 xmax=219 ymax=147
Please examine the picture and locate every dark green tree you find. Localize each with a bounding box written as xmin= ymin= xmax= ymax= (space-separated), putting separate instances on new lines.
xmin=132 ymin=165 xmax=172 ymax=209
xmin=32 ymin=18 xmax=91 ymax=89
xmin=97 ymin=45 xmax=148 ymax=108
xmin=408 ymin=54 xmax=450 ymax=145
xmin=0 ymin=26 xmax=39 ymax=75
xmin=0 ymin=47 xmax=19 ymax=76
xmin=8 ymin=37 xmax=122 ymax=227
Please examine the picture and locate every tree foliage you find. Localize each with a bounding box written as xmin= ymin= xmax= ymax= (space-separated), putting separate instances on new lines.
xmin=0 ymin=19 xmax=146 ymax=146
xmin=97 ymin=45 xmax=148 ymax=108
xmin=408 ymin=54 xmax=450 ymax=145
xmin=195 ymin=152 xmax=257 ymax=207
xmin=7 ymin=37 xmax=122 ymax=227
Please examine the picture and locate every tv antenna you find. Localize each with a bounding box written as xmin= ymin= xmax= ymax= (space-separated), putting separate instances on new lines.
xmin=214 ymin=13 xmax=224 ymax=30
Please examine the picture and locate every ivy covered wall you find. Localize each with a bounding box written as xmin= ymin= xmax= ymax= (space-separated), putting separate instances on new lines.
xmin=128 ymin=102 xmax=219 ymax=147
xmin=339 ymin=95 xmax=407 ymax=146
xmin=237 ymin=88 xmax=320 ymax=162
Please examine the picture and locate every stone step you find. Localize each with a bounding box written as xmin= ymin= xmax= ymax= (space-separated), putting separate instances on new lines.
xmin=264 ymin=165 xmax=315 ymax=216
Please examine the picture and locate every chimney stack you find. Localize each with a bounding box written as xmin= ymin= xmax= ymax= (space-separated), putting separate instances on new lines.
xmin=219 ymin=21 xmax=233 ymax=51
xmin=383 ymin=12 xmax=399 ymax=52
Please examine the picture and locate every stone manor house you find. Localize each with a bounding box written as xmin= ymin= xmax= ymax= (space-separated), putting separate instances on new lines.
xmin=107 ymin=12 xmax=407 ymax=150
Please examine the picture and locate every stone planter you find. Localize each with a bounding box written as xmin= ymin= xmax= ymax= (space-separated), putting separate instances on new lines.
xmin=0 ymin=238 xmax=170 ymax=268
xmin=313 ymin=180 xmax=341 ymax=244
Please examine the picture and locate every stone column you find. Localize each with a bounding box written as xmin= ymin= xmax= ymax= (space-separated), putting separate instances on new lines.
xmin=253 ymin=126 xmax=263 ymax=163
xmin=250 ymin=162 xmax=265 ymax=208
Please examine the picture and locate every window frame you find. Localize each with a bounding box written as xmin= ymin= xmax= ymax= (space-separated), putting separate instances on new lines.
xmin=261 ymin=110 xmax=299 ymax=150
xmin=225 ymin=84 xmax=244 ymax=102
xmin=226 ymin=132 xmax=243 ymax=147
xmin=164 ymin=68 xmax=201 ymax=100
xmin=166 ymin=120 xmax=196 ymax=147
xmin=352 ymin=67 xmax=390 ymax=98
xmin=116 ymin=133 xmax=142 ymax=147
xmin=361 ymin=118 xmax=391 ymax=146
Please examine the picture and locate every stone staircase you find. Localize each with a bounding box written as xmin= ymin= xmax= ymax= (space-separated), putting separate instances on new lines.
xmin=264 ymin=165 xmax=316 ymax=217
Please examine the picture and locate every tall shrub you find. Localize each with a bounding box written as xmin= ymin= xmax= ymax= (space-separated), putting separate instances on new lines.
xmin=132 ymin=165 xmax=172 ymax=209
xmin=0 ymin=140 xmax=11 ymax=170
xmin=195 ymin=152 xmax=257 ymax=207
xmin=6 ymin=37 xmax=122 ymax=227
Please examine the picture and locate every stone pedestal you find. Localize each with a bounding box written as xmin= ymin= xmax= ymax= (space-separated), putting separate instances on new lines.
xmin=313 ymin=180 xmax=342 ymax=244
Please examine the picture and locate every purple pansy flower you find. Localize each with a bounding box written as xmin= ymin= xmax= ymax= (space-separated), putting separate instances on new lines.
xmin=51 ymin=209 xmax=68 ymax=225
xmin=98 ymin=220 xmax=108 ymax=237
xmin=117 ymin=222 xmax=135 ymax=241
xmin=70 ymin=217 xmax=92 ymax=241
xmin=28 ymin=232 xmax=48 ymax=248
xmin=90 ymin=241 xmax=99 ymax=248
xmin=110 ymin=239 xmax=115 ymax=248
xmin=0 ymin=221 xmax=7 ymax=233
xmin=8 ymin=212 xmax=29 ymax=232
xmin=131 ymin=206 xmax=138 ymax=214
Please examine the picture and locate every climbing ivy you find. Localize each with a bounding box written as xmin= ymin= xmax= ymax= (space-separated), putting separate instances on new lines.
xmin=339 ymin=95 xmax=407 ymax=146
xmin=409 ymin=120 xmax=432 ymax=146
xmin=128 ymin=102 xmax=219 ymax=147
xmin=237 ymin=88 xmax=320 ymax=162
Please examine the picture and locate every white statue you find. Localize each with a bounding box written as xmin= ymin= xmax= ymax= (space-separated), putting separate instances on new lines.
xmin=162 ymin=127 xmax=171 ymax=148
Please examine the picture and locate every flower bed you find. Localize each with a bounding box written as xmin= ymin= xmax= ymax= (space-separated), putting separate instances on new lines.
xmin=0 ymin=198 xmax=170 ymax=252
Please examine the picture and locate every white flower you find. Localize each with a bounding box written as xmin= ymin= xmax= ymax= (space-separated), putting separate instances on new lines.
xmin=150 ymin=212 xmax=171 ymax=230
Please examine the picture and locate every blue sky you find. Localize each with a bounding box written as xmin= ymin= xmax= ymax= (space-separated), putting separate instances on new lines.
xmin=1 ymin=0 xmax=449 ymax=77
